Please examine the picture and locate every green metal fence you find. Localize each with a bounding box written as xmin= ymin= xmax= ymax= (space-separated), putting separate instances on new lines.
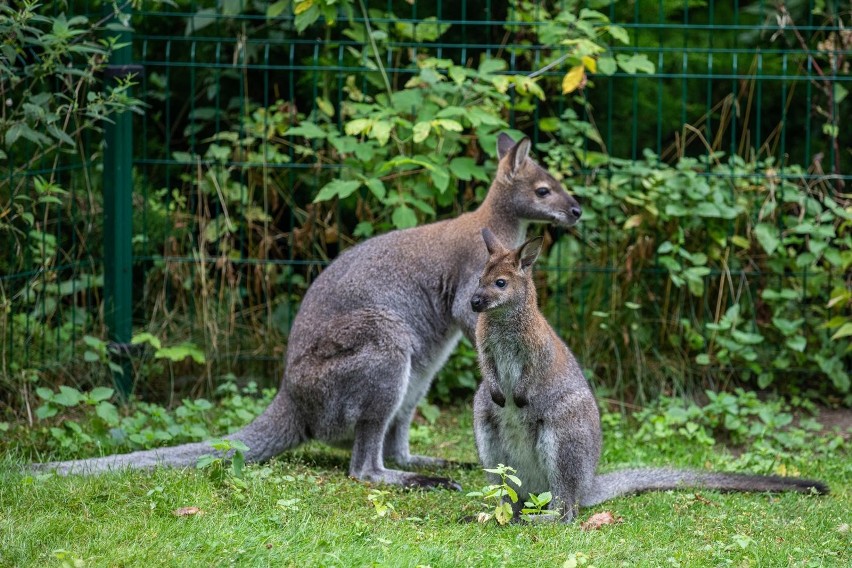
xmin=2 ymin=0 xmax=849 ymax=404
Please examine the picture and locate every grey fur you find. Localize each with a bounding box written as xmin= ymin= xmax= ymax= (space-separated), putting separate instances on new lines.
xmin=471 ymin=231 xmax=828 ymax=522
xmin=35 ymin=134 xmax=583 ymax=489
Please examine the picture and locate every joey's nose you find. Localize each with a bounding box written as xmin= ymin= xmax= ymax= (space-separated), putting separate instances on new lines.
xmin=570 ymin=206 xmax=582 ymax=219
xmin=471 ymin=296 xmax=484 ymax=312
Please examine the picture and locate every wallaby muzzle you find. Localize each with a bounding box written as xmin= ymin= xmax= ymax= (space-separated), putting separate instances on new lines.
xmin=470 ymin=294 xmax=488 ymax=313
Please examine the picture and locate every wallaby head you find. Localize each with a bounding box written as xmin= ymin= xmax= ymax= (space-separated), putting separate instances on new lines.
xmin=493 ymin=133 xmax=582 ymax=228
xmin=470 ymin=228 xmax=542 ymax=314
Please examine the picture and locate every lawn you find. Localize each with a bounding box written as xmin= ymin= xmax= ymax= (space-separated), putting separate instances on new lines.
xmin=1 ymin=405 xmax=849 ymax=567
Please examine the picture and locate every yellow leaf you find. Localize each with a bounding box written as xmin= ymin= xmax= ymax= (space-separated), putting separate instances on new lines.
xmin=561 ymin=65 xmax=585 ymax=94
xmin=582 ymin=55 xmax=597 ymax=73
xmin=623 ymin=214 xmax=643 ymax=229
xmin=294 ymin=0 xmax=314 ymax=15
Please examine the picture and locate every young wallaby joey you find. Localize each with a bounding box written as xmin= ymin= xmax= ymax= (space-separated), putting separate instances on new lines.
xmin=37 ymin=134 xmax=583 ymax=490
xmin=471 ymin=229 xmax=828 ymax=523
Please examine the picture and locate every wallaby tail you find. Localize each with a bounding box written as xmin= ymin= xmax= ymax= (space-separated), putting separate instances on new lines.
xmin=34 ymin=390 xmax=305 ymax=475
xmin=580 ymin=468 xmax=829 ymax=507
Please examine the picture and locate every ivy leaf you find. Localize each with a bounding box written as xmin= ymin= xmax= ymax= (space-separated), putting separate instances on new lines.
xmin=562 ymin=65 xmax=585 ymax=94
xmin=313 ymin=180 xmax=361 ymax=203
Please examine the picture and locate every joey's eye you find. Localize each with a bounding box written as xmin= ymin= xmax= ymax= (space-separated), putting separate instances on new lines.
xmin=535 ymin=186 xmax=550 ymax=197
xmin=495 ymin=279 xmax=507 ymax=288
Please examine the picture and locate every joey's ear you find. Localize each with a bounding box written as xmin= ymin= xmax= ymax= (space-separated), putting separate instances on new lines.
xmin=496 ymin=133 xmax=516 ymax=159
xmin=481 ymin=227 xmax=504 ymax=256
xmin=516 ymin=237 xmax=543 ymax=271
xmin=507 ymin=137 xmax=531 ymax=174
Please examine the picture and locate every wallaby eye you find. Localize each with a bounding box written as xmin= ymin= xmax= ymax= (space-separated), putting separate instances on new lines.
xmin=535 ymin=186 xmax=550 ymax=197
xmin=495 ymin=279 xmax=507 ymax=288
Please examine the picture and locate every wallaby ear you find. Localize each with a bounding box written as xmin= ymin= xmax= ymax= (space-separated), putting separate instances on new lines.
xmin=507 ymin=137 xmax=531 ymax=174
xmin=496 ymin=132 xmax=516 ymax=159
xmin=481 ymin=227 xmax=504 ymax=256
xmin=517 ymin=236 xmax=543 ymax=271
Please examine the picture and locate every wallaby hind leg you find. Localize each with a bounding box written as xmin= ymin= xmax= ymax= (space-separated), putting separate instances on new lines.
xmin=383 ymin=406 xmax=450 ymax=469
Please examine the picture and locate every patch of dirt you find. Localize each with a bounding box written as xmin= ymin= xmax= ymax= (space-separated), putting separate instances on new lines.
xmin=814 ymin=406 xmax=852 ymax=439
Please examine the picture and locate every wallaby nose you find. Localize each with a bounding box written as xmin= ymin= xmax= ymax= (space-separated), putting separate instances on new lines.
xmin=471 ymin=296 xmax=484 ymax=312
xmin=570 ymin=205 xmax=582 ymax=219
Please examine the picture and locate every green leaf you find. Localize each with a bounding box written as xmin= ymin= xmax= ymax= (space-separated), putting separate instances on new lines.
xmin=731 ymin=330 xmax=764 ymax=345
xmin=131 ymin=332 xmax=162 ymax=350
xmin=495 ymin=502 xmax=513 ymax=525
xmin=96 ymin=402 xmax=119 ymax=425
xmin=83 ymin=350 xmax=100 ymax=363
xmin=36 ymin=387 xmax=55 ymax=401
xmin=831 ymin=322 xmax=852 ymax=340
xmin=364 ymin=178 xmax=386 ymax=200
xmin=607 ymin=25 xmax=630 ymax=44
xmin=449 ymin=157 xmax=486 ymax=182
xmin=284 ymin=122 xmax=327 ymax=139
xmin=597 ymin=56 xmax=617 ymax=75
xmin=616 ymin=53 xmax=655 ymax=74
xmin=412 ymin=121 xmax=431 ymax=143
xmin=155 ymin=343 xmax=206 ymax=364
xmin=313 ymin=180 xmax=361 ymax=203
xmin=433 ymin=118 xmax=463 ymax=133
xmin=696 ymin=353 xmax=711 ymax=365
xmin=392 ymin=205 xmax=418 ymax=230
xmin=371 ymin=120 xmax=392 ymax=146
xmin=430 ymin=167 xmax=450 ymax=194
xmin=54 ymin=386 xmax=84 ymax=407
xmin=478 ymin=58 xmax=507 ymax=75
xmin=267 ymin=0 xmax=289 ymax=19
xmin=785 ymin=335 xmax=806 ymax=352
xmin=36 ymin=405 xmax=58 ymax=420
xmin=89 ymin=387 xmax=114 ymax=402
xmin=754 ymin=223 xmax=780 ymax=255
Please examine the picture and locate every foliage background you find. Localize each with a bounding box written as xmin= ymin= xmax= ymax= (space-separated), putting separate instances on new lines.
xmin=1 ymin=0 xmax=850 ymax=420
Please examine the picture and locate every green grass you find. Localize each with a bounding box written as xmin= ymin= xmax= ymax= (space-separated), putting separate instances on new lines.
xmin=1 ymin=407 xmax=849 ymax=568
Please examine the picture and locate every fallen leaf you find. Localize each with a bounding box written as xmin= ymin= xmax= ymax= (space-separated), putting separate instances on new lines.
xmin=580 ymin=511 xmax=622 ymax=530
xmin=172 ymin=506 xmax=203 ymax=517
xmin=692 ymin=493 xmax=716 ymax=506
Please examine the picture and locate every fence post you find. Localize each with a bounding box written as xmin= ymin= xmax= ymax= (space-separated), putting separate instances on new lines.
xmin=103 ymin=5 xmax=135 ymax=398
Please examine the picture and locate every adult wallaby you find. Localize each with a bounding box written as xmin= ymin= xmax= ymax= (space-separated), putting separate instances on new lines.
xmin=470 ymin=229 xmax=828 ymax=522
xmin=37 ymin=134 xmax=583 ymax=489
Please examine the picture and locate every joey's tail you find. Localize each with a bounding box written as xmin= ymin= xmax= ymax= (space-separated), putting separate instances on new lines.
xmin=580 ymin=469 xmax=829 ymax=507
xmin=33 ymin=390 xmax=306 ymax=475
